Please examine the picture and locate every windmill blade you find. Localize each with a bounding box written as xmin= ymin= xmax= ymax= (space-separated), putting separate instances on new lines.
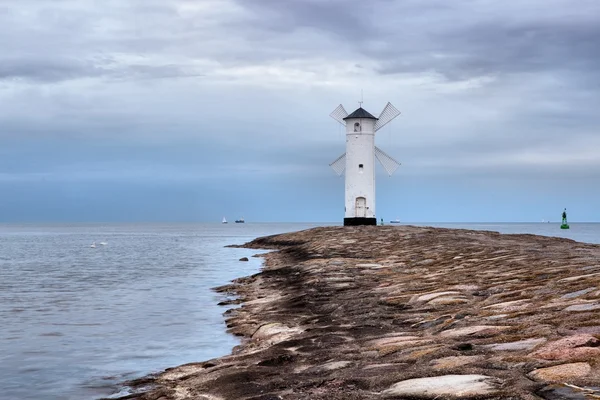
xmin=329 ymin=153 xmax=346 ymax=176
xmin=374 ymin=102 xmax=401 ymax=131
xmin=375 ymin=146 xmax=401 ymax=176
xmin=329 ymin=104 xmax=348 ymax=126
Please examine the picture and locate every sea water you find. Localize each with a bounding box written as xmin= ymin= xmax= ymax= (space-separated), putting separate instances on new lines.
xmin=419 ymin=222 xmax=600 ymax=245
xmin=1 ymin=222 xmax=599 ymax=400
xmin=0 ymin=223 xmax=323 ymax=400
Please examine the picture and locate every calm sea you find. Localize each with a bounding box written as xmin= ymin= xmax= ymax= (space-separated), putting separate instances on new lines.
xmin=1 ymin=222 xmax=599 ymax=400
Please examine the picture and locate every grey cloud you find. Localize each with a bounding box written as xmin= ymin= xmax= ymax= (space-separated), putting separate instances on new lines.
xmin=233 ymin=0 xmax=600 ymax=83
xmin=0 ymin=57 xmax=104 ymax=82
xmin=0 ymin=1 xmax=208 ymax=83
xmin=1 ymin=0 xmax=599 ymax=181
xmin=3 ymin=0 xmax=599 ymax=85
xmin=109 ymin=64 xmax=206 ymax=81
xmin=374 ymin=20 xmax=600 ymax=81
xmin=235 ymin=0 xmax=379 ymax=39
xmin=0 ymin=56 xmax=205 ymax=83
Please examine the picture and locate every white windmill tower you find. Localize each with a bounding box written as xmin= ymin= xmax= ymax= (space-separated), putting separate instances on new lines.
xmin=329 ymin=102 xmax=401 ymax=226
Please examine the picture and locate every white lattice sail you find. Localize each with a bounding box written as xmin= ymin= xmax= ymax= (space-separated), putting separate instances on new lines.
xmin=374 ymin=102 xmax=401 ymax=131
xmin=329 ymin=104 xmax=348 ymax=126
xmin=329 ymin=153 xmax=346 ymax=176
xmin=375 ymin=146 xmax=401 ymax=176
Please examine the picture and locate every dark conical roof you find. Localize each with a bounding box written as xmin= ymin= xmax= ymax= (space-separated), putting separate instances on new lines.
xmin=343 ymin=107 xmax=378 ymax=120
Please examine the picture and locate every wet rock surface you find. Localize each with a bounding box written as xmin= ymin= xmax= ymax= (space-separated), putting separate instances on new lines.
xmin=381 ymin=374 xmax=501 ymax=398
xmin=124 ymin=226 xmax=600 ymax=399
xmin=528 ymin=362 xmax=592 ymax=383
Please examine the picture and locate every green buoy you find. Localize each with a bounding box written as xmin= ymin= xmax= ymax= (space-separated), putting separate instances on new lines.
xmin=560 ymin=208 xmax=570 ymax=229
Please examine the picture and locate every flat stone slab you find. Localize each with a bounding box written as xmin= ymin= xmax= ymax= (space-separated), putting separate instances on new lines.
xmin=538 ymin=384 xmax=600 ymax=400
xmin=581 ymin=265 xmax=600 ymax=271
xmin=362 ymin=363 xmax=398 ymax=370
xmin=428 ymin=296 xmax=468 ymax=305
xmin=486 ymin=314 xmax=508 ymax=320
xmin=531 ymin=334 xmax=600 ymax=361
xmin=485 ymin=338 xmax=546 ymax=351
xmin=371 ymin=339 xmax=433 ymax=355
xmin=562 ymin=325 xmax=600 ymax=335
xmin=450 ymin=284 xmax=479 ymax=291
xmin=558 ymin=272 xmax=600 ymax=282
xmin=438 ymin=325 xmax=510 ymax=338
xmin=528 ymin=362 xmax=592 ymax=383
xmin=431 ymin=356 xmax=483 ymax=370
xmin=482 ymin=299 xmax=530 ymax=311
xmin=315 ymin=360 xmax=353 ymax=371
xmin=560 ymin=287 xmax=596 ymax=299
xmin=412 ymin=291 xmax=461 ymax=303
xmin=382 ymin=374 xmax=500 ymax=398
xmin=356 ymin=263 xmax=385 ymax=269
xmin=366 ymin=335 xmax=422 ymax=347
xmin=245 ymin=294 xmax=284 ymax=306
xmin=252 ymin=323 xmax=302 ymax=341
xmin=564 ymin=303 xmax=600 ymax=312
xmin=159 ymin=364 xmax=207 ymax=381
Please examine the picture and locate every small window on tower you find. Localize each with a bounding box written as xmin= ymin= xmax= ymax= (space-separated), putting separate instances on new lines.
xmin=359 ymin=164 xmax=364 ymax=173
xmin=354 ymin=122 xmax=361 ymax=132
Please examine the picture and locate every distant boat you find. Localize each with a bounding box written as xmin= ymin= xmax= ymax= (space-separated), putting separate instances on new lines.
xmin=90 ymin=242 xmax=96 ymax=248
xmin=222 ymin=217 xmax=227 ymax=224
xmin=99 ymin=242 xmax=108 ymax=246
xmin=235 ymin=218 xmax=245 ymax=223
xmin=389 ymin=219 xmax=401 ymax=224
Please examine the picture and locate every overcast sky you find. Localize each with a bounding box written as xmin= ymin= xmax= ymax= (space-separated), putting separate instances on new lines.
xmin=1 ymin=0 xmax=599 ymax=222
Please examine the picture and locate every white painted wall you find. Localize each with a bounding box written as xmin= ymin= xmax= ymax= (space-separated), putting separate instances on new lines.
xmin=344 ymin=118 xmax=376 ymax=219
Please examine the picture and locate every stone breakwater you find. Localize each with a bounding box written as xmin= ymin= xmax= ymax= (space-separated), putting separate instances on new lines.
xmin=125 ymin=226 xmax=600 ymax=400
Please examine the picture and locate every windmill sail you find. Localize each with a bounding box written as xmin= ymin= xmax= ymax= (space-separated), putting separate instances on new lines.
xmin=375 ymin=146 xmax=401 ymax=176
xmin=329 ymin=104 xmax=348 ymax=126
xmin=374 ymin=102 xmax=401 ymax=131
xmin=329 ymin=153 xmax=346 ymax=176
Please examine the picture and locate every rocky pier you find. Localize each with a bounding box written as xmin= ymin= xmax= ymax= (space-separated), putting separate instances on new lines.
xmin=127 ymin=226 xmax=600 ymax=400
